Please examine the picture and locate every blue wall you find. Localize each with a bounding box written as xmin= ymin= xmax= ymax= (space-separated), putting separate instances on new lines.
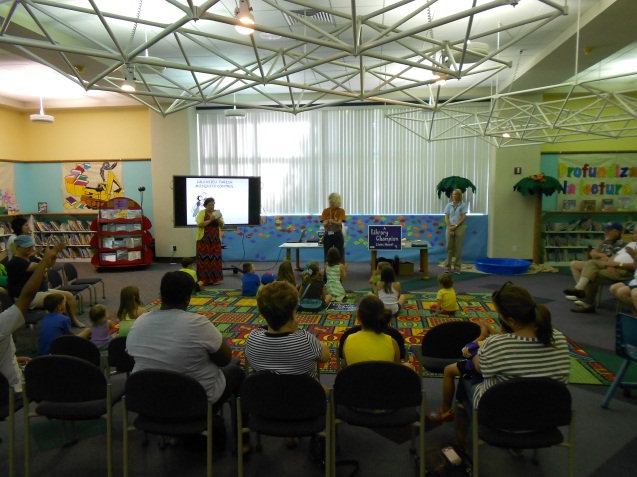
xmin=219 ymin=214 xmax=487 ymax=264
xmin=15 ymin=161 xmax=154 ymax=228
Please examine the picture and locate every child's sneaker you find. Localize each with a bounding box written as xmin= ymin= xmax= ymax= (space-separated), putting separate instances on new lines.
xmin=444 ymin=267 xmax=451 ymax=273
xmin=454 ymin=267 xmax=461 ymax=274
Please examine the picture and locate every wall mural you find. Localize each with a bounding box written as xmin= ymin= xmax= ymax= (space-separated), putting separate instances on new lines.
xmin=219 ymin=214 xmax=487 ymax=264
xmin=61 ymin=162 xmax=124 ymax=211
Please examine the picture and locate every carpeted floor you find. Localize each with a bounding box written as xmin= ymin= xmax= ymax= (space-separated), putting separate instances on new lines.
xmin=146 ymin=289 xmax=615 ymax=385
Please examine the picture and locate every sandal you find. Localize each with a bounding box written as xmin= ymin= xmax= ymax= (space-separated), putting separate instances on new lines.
xmin=428 ymin=408 xmax=455 ymax=425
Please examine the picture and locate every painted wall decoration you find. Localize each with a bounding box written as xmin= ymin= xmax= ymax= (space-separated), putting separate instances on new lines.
xmin=0 ymin=162 xmax=17 ymax=214
xmin=558 ymin=153 xmax=637 ymax=211
xmin=61 ymin=162 xmax=124 ymax=211
xmin=218 ymin=214 xmax=487 ymax=264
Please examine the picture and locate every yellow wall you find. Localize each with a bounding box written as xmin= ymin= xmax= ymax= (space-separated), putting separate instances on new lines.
xmin=489 ymin=145 xmax=542 ymax=260
xmin=18 ymin=107 xmax=151 ymax=161
xmin=0 ymin=107 xmax=26 ymax=160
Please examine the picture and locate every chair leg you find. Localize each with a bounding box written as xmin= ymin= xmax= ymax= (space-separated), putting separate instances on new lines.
xmin=602 ymin=360 xmax=630 ymax=408
xmin=471 ymin=410 xmax=479 ymax=477
xmin=207 ymin=402 xmax=213 ymax=477
xmin=24 ymin=397 xmax=31 ymax=477
xmin=9 ymin=389 xmax=15 ymax=477
xmin=237 ymin=398 xmax=244 ymax=477
xmin=123 ymin=399 xmax=129 ymax=477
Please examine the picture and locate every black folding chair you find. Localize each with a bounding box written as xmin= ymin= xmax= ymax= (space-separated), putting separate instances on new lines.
xmin=602 ymin=312 xmax=637 ymax=408
xmin=46 ymin=268 xmax=90 ymax=312
xmin=23 ymin=355 xmax=124 ymax=477
xmin=123 ymin=369 xmax=214 ymax=477
xmin=1 ymin=372 xmax=24 ymax=477
xmin=50 ymin=335 xmax=102 ymax=368
xmin=63 ymin=262 xmax=106 ymax=303
xmin=107 ymin=336 xmax=135 ymax=376
xmin=472 ymin=378 xmax=575 ymax=477
xmin=330 ymin=361 xmax=426 ymax=477
xmin=237 ymin=371 xmax=330 ymax=477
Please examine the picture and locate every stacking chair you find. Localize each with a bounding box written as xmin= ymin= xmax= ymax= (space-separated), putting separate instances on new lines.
xmin=411 ymin=321 xmax=481 ymax=377
xmin=1 ymin=372 xmax=24 ymax=477
xmin=1 ymin=291 xmax=46 ymax=350
xmin=50 ymin=335 xmax=102 ymax=368
xmin=330 ymin=361 xmax=426 ymax=477
xmin=471 ymin=378 xmax=575 ymax=477
xmin=107 ymin=336 xmax=135 ymax=376
xmin=123 ymin=369 xmax=214 ymax=477
xmin=23 ymin=355 xmax=125 ymax=477
xmin=46 ymin=268 xmax=90 ymax=312
xmin=63 ymin=262 xmax=106 ymax=304
xmin=602 ymin=312 xmax=637 ymax=408
xmin=237 ymin=371 xmax=330 ymax=477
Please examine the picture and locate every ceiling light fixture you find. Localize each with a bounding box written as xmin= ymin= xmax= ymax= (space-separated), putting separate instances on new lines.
xmin=235 ymin=0 xmax=255 ymax=35
xmin=121 ymin=65 xmax=136 ymax=92
xmin=30 ymin=97 xmax=54 ymax=123
xmin=225 ymin=93 xmax=247 ymax=118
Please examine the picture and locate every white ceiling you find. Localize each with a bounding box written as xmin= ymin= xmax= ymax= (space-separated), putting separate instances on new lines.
xmin=0 ymin=0 xmax=635 ymax=118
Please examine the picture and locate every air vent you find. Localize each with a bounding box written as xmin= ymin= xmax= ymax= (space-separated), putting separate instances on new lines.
xmin=282 ymin=9 xmax=335 ymax=27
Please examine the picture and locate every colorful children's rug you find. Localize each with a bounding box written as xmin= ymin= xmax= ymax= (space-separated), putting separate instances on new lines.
xmin=147 ymin=290 xmax=615 ymax=385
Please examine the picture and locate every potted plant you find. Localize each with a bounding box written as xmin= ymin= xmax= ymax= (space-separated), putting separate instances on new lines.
xmin=513 ymin=173 xmax=562 ymax=264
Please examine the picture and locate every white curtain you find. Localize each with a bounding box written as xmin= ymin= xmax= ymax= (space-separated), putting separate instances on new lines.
xmin=197 ymin=105 xmax=493 ymax=215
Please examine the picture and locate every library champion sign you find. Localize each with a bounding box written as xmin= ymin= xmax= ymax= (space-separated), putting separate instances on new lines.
xmin=558 ymin=154 xmax=637 ymax=202
xmin=368 ymin=225 xmax=402 ymax=250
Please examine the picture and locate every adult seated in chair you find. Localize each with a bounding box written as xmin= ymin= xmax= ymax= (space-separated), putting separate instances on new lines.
xmin=456 ymin=282 xmax=570 ymax=446
xmin=6 ymin=235 xmax=85 ymax=328
xmin=126 ymin=271 xmax=248 ymax=447
xmin=563 ymin=222 xmax=634 ymax=313
xmin=1 ymin=243 xmax=66 ymax=394
xmin=610 ymin=267 xmax=637 ymax=314
xmin=246 ymin=281 xmax=330 ymax=380
xmin=245 ymin=280 xmax=330 ymax=448
xmin=340 ymin=294 xmax=404 ymax=366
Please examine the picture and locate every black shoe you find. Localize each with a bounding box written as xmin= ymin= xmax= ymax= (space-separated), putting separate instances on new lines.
xmin=563 ymin=288 xmax=586 ymax=298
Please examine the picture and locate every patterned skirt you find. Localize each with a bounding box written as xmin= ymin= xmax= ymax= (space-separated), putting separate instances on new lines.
xmin=196 ymin=228 xmax=223 ymax=285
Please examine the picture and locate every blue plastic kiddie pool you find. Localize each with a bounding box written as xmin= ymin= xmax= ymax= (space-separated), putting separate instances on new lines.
xmin=474 ymin=258 xmax=531 ymax=275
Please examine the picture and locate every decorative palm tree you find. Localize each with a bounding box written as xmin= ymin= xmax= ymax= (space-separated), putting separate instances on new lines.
xmin=435 ymin=176 xmax=477 ymax=199
xmin=513 ymin=173 xmax=562 ymax=264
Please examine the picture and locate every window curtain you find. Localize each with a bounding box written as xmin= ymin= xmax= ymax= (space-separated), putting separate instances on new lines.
xmin=197 ymin=105 xmax=493 ymax=215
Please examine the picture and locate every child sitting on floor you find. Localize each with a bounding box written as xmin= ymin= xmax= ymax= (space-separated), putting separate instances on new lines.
xmin=368 ymin=260 xmax=392 ymax=292
xmin=298 ymin=262 xmax=331 ymax=311
xmin=428 ymin=318 xmax=500 ymax=425
xmin=373 ymin=266 xmax=406 ymax=316
xmin=276 ymin=260 xmax=297 ymax=288
xmin=89 ymin=304 xmax=117 ymax=350
xmin=325 ymin=247 xmax=347 ymax=302
xmin=38 ymin=294 xmax=91 ymax=355
xmin=430 ymin=273 xmax=460 ymax=316
xmin=241 ymin=263 xmax=261 ymax=296
xmin=116 ymin=286 xmax=148 ymax=337
xmin=179 ymin=257 xmax=205 ymax=293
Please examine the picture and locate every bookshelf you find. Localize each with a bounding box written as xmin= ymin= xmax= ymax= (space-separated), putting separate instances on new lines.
xmin=89 ymin=197 xmax=153 ymax=269
xmin=542 ymin=211 xmax=637 ymax=265
xmin=0 ymin=213 xmax=97 ymax=261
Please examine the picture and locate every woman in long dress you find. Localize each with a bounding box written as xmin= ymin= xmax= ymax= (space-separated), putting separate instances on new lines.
xmin=196 ymin=197 xmax=224 ymax=286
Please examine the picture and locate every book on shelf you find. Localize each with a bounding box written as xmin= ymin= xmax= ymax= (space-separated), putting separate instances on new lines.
xmin=37 ymin=202 xmax=48 ymax=213
xmin=617 ymin=196 xmax=633 ymax=211
xmin=562 ymin=199 xmax=577 ymax=211
xmin=581 ymin=200 xmax=596 ymax=212
xmin=7 ymin=203 xmax=19 ymax=215
xmin=601 ymin=199 xmax=614 ymax=211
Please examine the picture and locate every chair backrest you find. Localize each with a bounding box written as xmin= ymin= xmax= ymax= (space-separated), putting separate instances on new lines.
xmin=46 ymin=269 xmax=64 ymax=289
xmin=478 ymin=378 xmax=572 ymax=430
xmin=240 ymin=371 xmax=326 ymax=421
xmin=24 ymin=355 xmax=107 ymax=403
xmin=50 ymin=335 xmax=102 ymax=368
xmin=421 ymin=321 xmax=481 ymax=359
xmin=0 ymin=372 xmax=10 ymax=419
xmin=108 ymin=336 xmax=135 ymax=373
xmin=0 ymin=291 xmax=13 ymax=312
xmin=333 ymin=361 xmax=421 ymax=410
xmin=63 ymin=262 xmax=79 ymax=282
xmin=616 ymin=313 xmax=637 ymax=361
xmin=125 ymin=369 xmax=209 ymax=422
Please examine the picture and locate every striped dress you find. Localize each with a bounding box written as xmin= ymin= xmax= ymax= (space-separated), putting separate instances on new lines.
xmin=325 ymin=264 xmax=345 ymax=299
xmin=472 ymin=329 xmax=570 ymax=408
xmin=245 ymin=328 xmax=323 ymax=379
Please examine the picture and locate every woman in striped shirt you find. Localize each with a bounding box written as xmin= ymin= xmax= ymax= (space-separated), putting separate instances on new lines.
xmin=471 ymin=282 xmax=570 ymax=408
